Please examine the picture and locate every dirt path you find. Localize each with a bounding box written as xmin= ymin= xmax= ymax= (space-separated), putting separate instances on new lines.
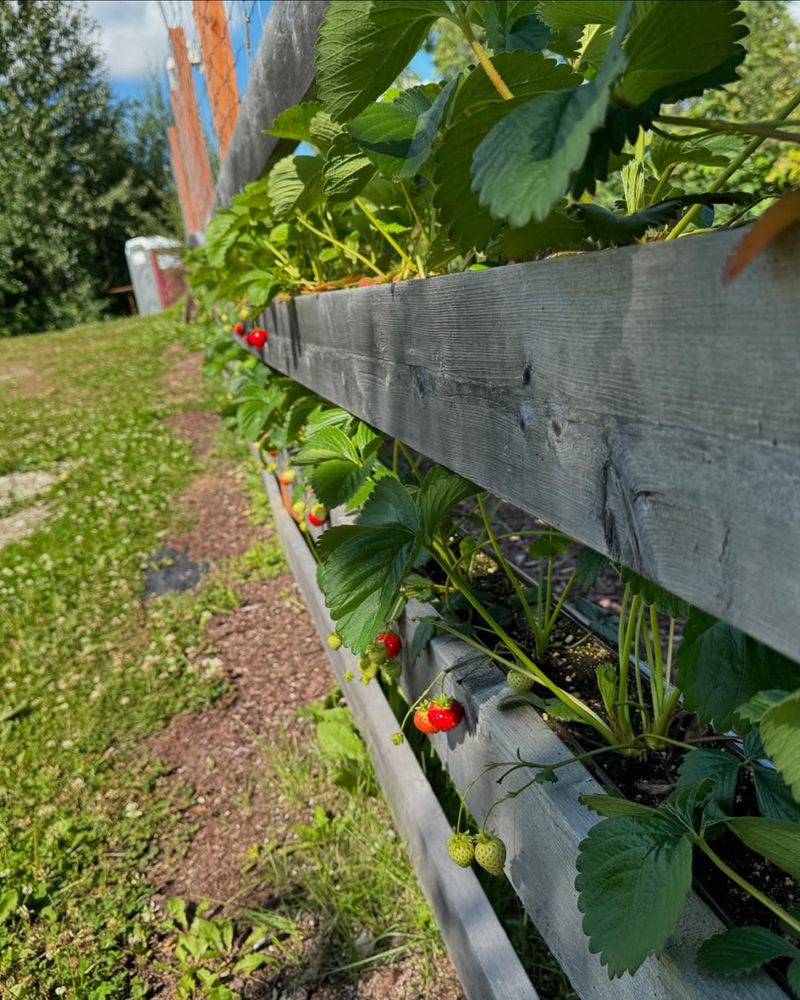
xmin=145 ymin=354 xmax=462 ymax=999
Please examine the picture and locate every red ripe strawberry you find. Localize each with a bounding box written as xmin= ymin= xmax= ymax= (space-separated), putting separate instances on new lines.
xmin=413 ymin=702 xmax=439 ymax=734
xmin=232 ymin=321 xmax=246 ymax=336
xmin=247 ymin=328 xmax=268 ymax=348
xmin=428 ymin=696 xmax=464 ymax=732
xmin=376 ymin=631 xmax=401 ymax=659
xmin=307 ymin=502 xmax=328 ymax=527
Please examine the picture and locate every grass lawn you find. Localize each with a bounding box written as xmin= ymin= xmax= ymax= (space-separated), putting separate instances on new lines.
xmin=0 ymin=313 xmax=457 ymax=998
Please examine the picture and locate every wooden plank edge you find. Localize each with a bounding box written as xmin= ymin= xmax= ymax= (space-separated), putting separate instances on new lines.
xmin=396 ymin=598 xmax=787 ymax=1000
xmin=252 ymin=449 xmax=540 ymax=1000
xmin=236 ymin=224 xmax=800 ymax=662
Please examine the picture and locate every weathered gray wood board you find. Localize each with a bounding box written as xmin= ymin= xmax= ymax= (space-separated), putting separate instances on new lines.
xmin=256 ymin=457 xmax=539 ymax=1000
xmin=396 ymin=599 xmax=785 ymax=1000
xmin=246 ymin=226 xmax=800 ymax=661
xmin=214 ymin=1 xmax=329 ymax=208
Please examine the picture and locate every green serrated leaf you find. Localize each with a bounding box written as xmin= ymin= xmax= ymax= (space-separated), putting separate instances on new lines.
xmin=316 ymin=0 xmax=449 ymax=122
xmin=738 ymin=689 xmax=793 ymax=725
xmin=317 ymin=522 xmax=417 ymax=654
xmin=268 ymin=155 xmax=324 ymax=219
xmin=295 ymin=426 xmax=360 ymax=465
xmin=311 ymin=459 xmax=371 ymax=509
xmin=418 ymin=466 xmax=477 ymax=544
xmin=409 ymin=619 xmax=435 ymax=664
xmin=485 ymin=1 xmax=551 ymax=54
xmin=617 ymin=566 xmax=689 ymax=617
xmin=676 ymin=611 xmax=800 ymax=733
xmin=527 ymin=528 xmax=572 ymax=559
xmin=751 ymin=762 xmax=800 ymax=822
xmin=761 ymin=691 xmax=800 ymax=801
xmin=576 ymin=812 xmax=692 ymax=976
xmin=358 ymin=476 xmax=419 ymax=533
xmin=595 ymin=662 xmax=618 ymax=718
xmin=622 ymin=0 xmax=748 ymax=105
xmin=434 ymin=55 xmax=579 ymax=252
xmin=697 ymin=925 xmax=799 ymax=977
xmin=501 ymin=206 xmax=588 ymax=258
xmin=575 ymin=547 xmax=610 ymax=588
xmin=676 ymin=750 xmax=739 ymax=813
xmin=649 ymin=132 xmax=732 ymax=175
xmin=472 ymin=2 xmax=633 ymax=226
xmin=536 ymin=0 xmax=624 ymax=29
xmin=347 ymin=82 xmax=455 ymax=181
xmin=579 ymin=794 xmax=659 ymax=818
xmin=323 ymin=133 xmax=376 ymax=202
xmin=726 ymin=817 xmax=800 ymax=879
xmin=266 ymin=101 xmax=325 ymax=142
xmin=316 ymin=718 xmax=365 ymax=762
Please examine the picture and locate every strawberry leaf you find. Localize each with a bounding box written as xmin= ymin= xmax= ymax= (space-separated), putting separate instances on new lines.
xmin=750 ymin=762 xmax=800 ymax=822
xmin=676 ymin=611 xmax=800 ymax=733
xmin=266 ymin=101 xmax=325 ymax=143
xmin=726 ymin=817 xmax=800 ymax=879
xmin=617 ymin=566 xmax=689 ymax=617
xmin=697 ymin=925 xmax=800 ymax=977
xmin=418 ymin=466 xmax=477 ymax=544
xmin=471 ymin=1 xmax=634 ymax=226
xmin=760 ymin=690 xmax=800 ymax=802
xmin=316 ymin=0 xmax=449 ymax=123
xmin=536 ymin=1 xmax=624 ymax=29
xmin=575 ymin=812 xmax=693 ymax=977
xmin=317 ymin=523 xmax=418 ymax=654
xmin=621 ymin=0 xmax=748 ymax=105
xmin=268 ymin=155 xmax=324 ymax=219
xmin=676 ymin=750 xmax=739 ymax=813
xmin=484 ymin=1 xmax=551 ymax=54
xmin=434 ymin=53 xmax=579 ymax=251
xmin=347 ymin=81 xmax=456 ymax=181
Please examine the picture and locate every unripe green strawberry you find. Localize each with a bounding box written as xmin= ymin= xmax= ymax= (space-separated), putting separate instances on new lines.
xmin=327 ymin=632 xmax=342 ymax=650
xmin=368 ymin=643 xmax=388 ymax=665
xmin=507 ymin=669 xmax=533 ymax=691
xmin=358 ymin=655 xmax=378 ymax=679
xmin=447 ymin=832 xmax=475 ymax=868
xmin=474 ymin=833 xmax=506 ymax=876
xmin=382 ymin=659 xmax=401 ymax=681
xmin=392 ymin=732 xmax=404 ymax=745
xmin=343 ymin=670 xmax=354 ymax=682
xmin=292 ymin=499 xmax=306 ymax=517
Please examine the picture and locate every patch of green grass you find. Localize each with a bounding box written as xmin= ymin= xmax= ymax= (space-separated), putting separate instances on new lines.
xmin=0 ymin=312 xmax=278 ymax=997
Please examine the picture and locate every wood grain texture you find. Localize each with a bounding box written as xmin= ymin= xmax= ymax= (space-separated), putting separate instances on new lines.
xmin=214 ymin=1 xmax=329 ymax=207
xmin=396 ymin=600 xmax=785 ymax=1000
xmin=247 ymin=226 xmax=800 ymax=660
xmin=256 ymin=455 xmax=539 ymax=1000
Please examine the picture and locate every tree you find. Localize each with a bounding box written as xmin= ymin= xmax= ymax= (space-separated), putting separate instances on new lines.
xmin=0 ymin=2 xmax=177 ymax=336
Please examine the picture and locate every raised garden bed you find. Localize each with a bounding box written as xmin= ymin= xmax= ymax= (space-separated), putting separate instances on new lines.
xmin=253 ymin=449 xmax=786 ymax=1000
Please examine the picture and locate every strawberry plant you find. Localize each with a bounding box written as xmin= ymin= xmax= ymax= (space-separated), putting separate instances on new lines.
xmin=189 ymin=1 xmax=800 ymax=990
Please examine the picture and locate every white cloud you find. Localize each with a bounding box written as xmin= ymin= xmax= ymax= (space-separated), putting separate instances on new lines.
xmin=86 ymin=0 xmax=191 ymax=81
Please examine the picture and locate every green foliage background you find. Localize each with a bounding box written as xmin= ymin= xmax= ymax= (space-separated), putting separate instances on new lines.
xmin=0 ymin=1 xmax=180 ymax=337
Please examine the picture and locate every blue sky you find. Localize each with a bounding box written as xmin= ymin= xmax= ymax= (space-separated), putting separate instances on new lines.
xmin=87 ymin=0 xmax=435 ymax=151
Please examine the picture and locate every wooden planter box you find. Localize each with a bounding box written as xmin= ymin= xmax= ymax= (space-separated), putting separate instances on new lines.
xmin=256 ymin=457 xmax=539 ymax=1000
xmin=254 ymin=454 xmax=785 ymax=1000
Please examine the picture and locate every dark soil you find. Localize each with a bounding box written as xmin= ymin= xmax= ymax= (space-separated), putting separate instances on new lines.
xmin=448 ymin=537 xmax=799 ymax=943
